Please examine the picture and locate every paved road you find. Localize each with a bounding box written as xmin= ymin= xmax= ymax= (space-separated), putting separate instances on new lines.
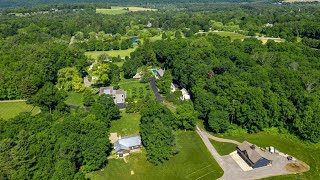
xmin=196 ymin=126 xmax=297 ymax=180
xmin=149 ymin=77 xmax=164 ymax=101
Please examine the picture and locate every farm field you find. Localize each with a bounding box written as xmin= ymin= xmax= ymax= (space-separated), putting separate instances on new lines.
xmin=87 ymin=131 xmax=223 ymax=180
xmin=218 ymin=132 xmax=320 ymax=180
xmin=0 ymin=101 xmax=40 ymax=120
xmin=110 ymin=111 xmax=140 ymax=136
xmin=209 ymin=140 xmax=237 ymax=156
xmin=96 ymin=6 xmax=157 ymax=15
xmin=85 ymin=48 xmax=136 ymax=59
xmin=258 ymin=37 xmax=285 ymax=44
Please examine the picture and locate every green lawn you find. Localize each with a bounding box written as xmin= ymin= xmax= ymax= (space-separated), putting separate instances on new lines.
xmin=220 ymin=132 xmax=320 ymax=180
xmin=211 ymin=31 xmax=247 ymax=41
xmin=110 ymin=111 xmax=140 ymax=136
xmin=87 ymin=131 xmax=223 ymax=180
xmin=96 ymin=6 xmax=157 ymax=15
xmin=119 ymin=76 xmax=154 ymax=101
xmin=0 ymin=101 xmax=40 ymax=120
xmin=209 ymin=140 xmax=237 ymax=156
xmin=85 ymin=48 xmax=136 ymax=59
xmin=113 ymin=61 xmax=125 ymax=67
xmin=149 ymin=35 xmax=162 ymax=42
xmin=65 ymin=92 xmax=83 ymax=106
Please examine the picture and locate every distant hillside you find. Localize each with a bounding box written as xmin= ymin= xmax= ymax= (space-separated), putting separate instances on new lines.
xmin=0 ymin=0 xmax=260 ymax=9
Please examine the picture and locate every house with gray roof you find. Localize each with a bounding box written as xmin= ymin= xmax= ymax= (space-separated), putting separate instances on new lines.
xmin=114 ymin=136 xmax=142 ymax=157
xmin=99 ymin=87 xmax=126 ymax=108
xmin=157 ymin=69 xmax=164 ymax=78
xmin=237 ymin=141 xmax=273 ymax=168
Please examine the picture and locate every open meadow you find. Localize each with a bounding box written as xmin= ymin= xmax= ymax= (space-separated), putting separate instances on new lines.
xmin=0 ymin=101 xmax=40 ymax=120
xmin=87 ymin=131 xmax=223 ymax=180
xmin=85 ymin=48 xmax=136 ymax=59
xmin=211 ymin=31 xmax=247 ymax=41
xmin=96 ymin=6 xmax=157 ymax=15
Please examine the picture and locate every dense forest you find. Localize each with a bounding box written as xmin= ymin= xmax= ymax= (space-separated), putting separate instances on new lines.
xmin=0 ymin=1 xmax=320 ymax=179
xmin=1 ymin=3 xmax=319 ymax=99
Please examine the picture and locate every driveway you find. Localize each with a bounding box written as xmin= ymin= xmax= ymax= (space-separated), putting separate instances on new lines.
xmin=196 ymin=126 xmax=300 ymax=180
xmin=149 ymin=77 xmax=164 ymax=101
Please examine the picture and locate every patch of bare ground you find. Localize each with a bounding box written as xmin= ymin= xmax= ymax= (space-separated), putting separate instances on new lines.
xmin=286 ymin=162 xmax=310 ymax=173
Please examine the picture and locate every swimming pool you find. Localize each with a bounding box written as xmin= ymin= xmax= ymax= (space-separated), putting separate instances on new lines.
xmin=152 ymin=69 xmax=158 ymax=74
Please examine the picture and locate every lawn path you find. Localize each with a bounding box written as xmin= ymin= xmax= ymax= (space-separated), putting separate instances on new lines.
xmin=205 ymin=132 xmax=241 ymax=145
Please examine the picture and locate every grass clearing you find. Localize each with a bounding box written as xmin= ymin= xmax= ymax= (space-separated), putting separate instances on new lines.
xmin=209 ymin=140 xmax=237 ymax=156
xmin=211 ymin=31 xmax=246 ymax=41
xmin=65 ymin=92 xmax=83 ymax=106
xmin=118 ymin=72 xmax=154 ymax=101
xmin=259 ymin=38 xmax=285 ymax=44
xmin=96 ymin=6 xmax=157 ymax=15
xmin=149 ymin=35 xmax=162 ymax=42
xmin=85 ymin=48 xmax=136 ymax=59
xmin=110 ymin=111 xmax=140 ymax=136
xmin=219 ymin=132 xmax=320 ymax=180
xmin=119 ymin=80 xmax=154 ymax=101
xmin=113 ymin=61 xmax=125 ymax=67
xmin=0 ymin=101 xmax=40 ymax=120
xmin=96 ymin=7 xmax=128 ymax=15
xmin=87 ymin=131 xmax=223 ymax=180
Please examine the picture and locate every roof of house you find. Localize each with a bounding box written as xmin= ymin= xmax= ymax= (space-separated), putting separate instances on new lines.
xmin=181 ymin=88 xmax=190 ymax=95
xmin=237 ymin=141 xmax=273 ymax=163
xmin=157 ymin=69 xmax=164 ymax=77
xmin=99 ymin=86 xmax=125 ymax=95
xmin=114 ymin=136 xmax=141 ymax=152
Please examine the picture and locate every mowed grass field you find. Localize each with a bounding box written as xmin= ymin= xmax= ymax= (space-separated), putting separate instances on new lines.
xmin=96 ymin=6 xmax=157 ymax=15
xmin=211 ymin=31 xmax=247 ymax=41
xmin=0 ymin=101 xmax=40 ymax=120
xmin=219 ymin=132 xmax=320 ymax=180
xmin=210 ymin=140 xmax=237 ymax=156
xmin=65 ymin=92 xmax=83 ymax=106
xmin=110 ymin=111 xmax=140 ymax=136
xmin=85 ymin=48 xmax=136 ymax=59
xmin=87 ymin=131 xmax=223 ymax=180
xmin=119 ymin=80 xmax=154 ymax=101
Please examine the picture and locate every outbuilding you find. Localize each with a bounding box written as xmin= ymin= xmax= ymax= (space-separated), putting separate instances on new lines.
xmin=237 ymin=141 xmax=272 ymax=168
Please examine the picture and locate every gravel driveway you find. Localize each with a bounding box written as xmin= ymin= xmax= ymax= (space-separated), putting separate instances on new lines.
xmin=196 ymin=126 xmax=299 ymax=180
